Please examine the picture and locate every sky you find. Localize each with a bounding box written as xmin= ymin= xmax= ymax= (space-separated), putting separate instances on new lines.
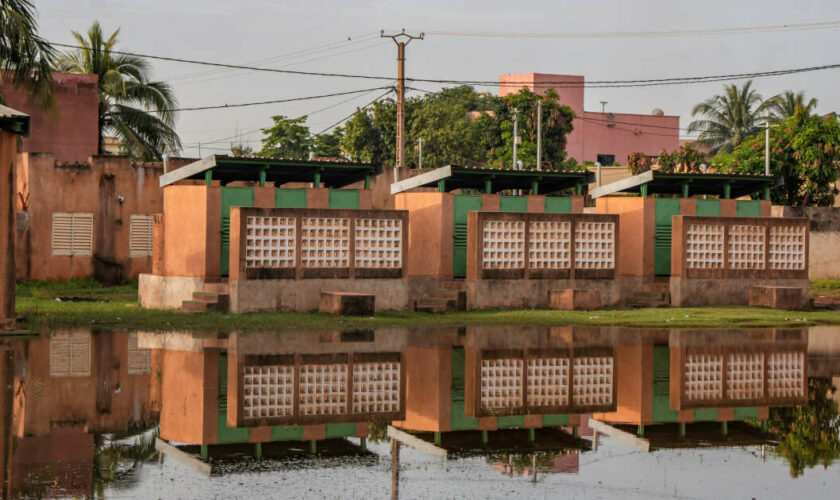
xmin=36 ymin=0 xmax=840 ymax=158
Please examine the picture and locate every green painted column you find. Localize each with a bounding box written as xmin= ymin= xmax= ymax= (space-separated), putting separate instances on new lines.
xmin=255 ymin=442 xmax=262 ymax=459
xmin=640 ymin=184 xmax=648 ymax=197
xmin=481 ymin=430 xmax=488 ymax=445
xmin=310 ymin=440 xmax=317 ymax=454
xmin=761 ymin=420 xmax=768 ymax=432
xmin=484 ymin=179 xmax=492 ymax=194
xmin=723 ymin=183 xmax=731 ymax=199
xmin=681 ymin=183 xmax=689 ymax=198
xmin=528 ymin=428 xmax=535 ymax=443
xmin=204 ymin=169 xmax=212 ymax=186
xmin=200 ymin=444 xmax=209 ymax=462
xmin=259 ymin=168 xmax=267 ymax=186
xmin=721 ymin=421 xmax=729 ymax=436
xmin=434 ymin=432 xmax=441 ymax=446
xmin=572 ymin=428 xmax=578 ymax=438
xmin=575 ymin=182 xmax=583 ymax=195
xmin=438 ymin=179 xmax=446 ymax=192
xmin=637 ymin=425 xmax=645 ymax=437
xmin=360 ymin=437 xmax=367 ymax=452
xmin=313 ymin=171 xmax=321 ymax=188
xmin=763 ymin=186 xmax=771 ymax=200
xmin=531 ymin=180 xmax=539 ymax=195
xmin=679 ymin=422 xmax=686 ymax=437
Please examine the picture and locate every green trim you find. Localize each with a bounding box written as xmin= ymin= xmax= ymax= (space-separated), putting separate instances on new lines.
xmin=575 ymin=182 xmax=583 ymax=195
xmin=652 ymin=345 xmax=678 ymax=422
xmin=204 ymin=169 xmax=213 ymax=186
xmin=310 ymin=440 xmax=317 ymax=454
xmin=541 ymin=414 xmax=569 ymax=427
xmin=272 ymin=425 xmax=304 ymax=441
xmin=544 ymin=197 xmax=572 ymax=214
xmin=681 ymin=183 xmax=689 ymax=198
xmin=763 ymin=186 xmax=771 ymax=200
xmin=259 ymin=168 xmax=267 ymax=187
xmin=696 ymin=199 xmax=721 ymax=216
xmin=449 ymin=347 xmax=479 ymax=430
xmin=452 ymin=195 xmax=482 ymax=278
xmin=200 ymin=444 xmax=208 ymax=461
xmin=721 ymin=421 xmax=728 ymax=436
xmin=325 ymin=422 xmax=357 ymax=439
xmin=220 ymin=187 xmax=255 ymax=276
xmin=497 ymin=415 xmax=526 ymax=428
xmin=734 ymin=407 xmax=759 ymax=420
xmin=328 ymin=189 xmax=360 ymax=209
xmin=531 ymin=180 xmax=539 ymax=195
xmin=723 ymin=183 xmax=731 ymax=199
xmin=434 ymin=432 xmax=441 ymax=446
xmin=499 ymin=196 xmax=528 ymax=213
xmin=275 ymin=188 xmax=307 ymax=208
xmin=736 ymin=200 xmax=761 ymax=217
xmin=364 ymin=174 xmax=371 ymax=189
xmin=694 ymin=408 xmax=718 ymax=422
xmin=360 ymin=437 xmax=367 ymax=451
xmin=679 ymin=422 xmax=686 ymax=437
xmin=481 ymin=430 xmax=488 ymax=445
xmin=313 ymin=171 xmax=321 ymax=188
xmin=484 ymin=179 xmax=492 ymax=194
xmin=216 ymin=353 xmax=251 ymax=443
xmin=637 ymin=425 xmax=645 ymax=437
xmin=528 ymin=428 xmax=535 ymax=442
xmin=640 ymin=184 xmax=648 ymax=197
xmin=255 ymin=442 xmax=262 ymax=459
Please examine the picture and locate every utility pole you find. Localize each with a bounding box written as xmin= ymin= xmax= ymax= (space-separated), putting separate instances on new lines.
xmin=512 ymin=108 xmax=519 ymax=169
xmin=600 ymin=101 xmax=607 ymax=114
xmin=198 ymin=142 xmax=202 ymax=158
xmin=536 ymin=101 xmax=542 ymax=171
xmin=381 ymin=29 xmax=424 ymax=177
xmin=764 ymin=122 xmax=771 ymax=176
xmin=417 ymin=137 xmax=423 ymax=169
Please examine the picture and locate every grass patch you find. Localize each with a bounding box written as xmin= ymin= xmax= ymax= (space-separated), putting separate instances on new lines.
xmin=12 ymin=279 xmax=840 ymax=333
xmin=811 ymin=279 xmax=840 ymax=297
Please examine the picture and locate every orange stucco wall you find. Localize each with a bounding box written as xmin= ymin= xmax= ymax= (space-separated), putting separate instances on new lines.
xmin=396 ymin=192 xmax=453 ymax=278
xmin=1 ymin=73 xmax=99 ymax=163
xmin=158 ymin=348 xmax=219 ymax=445
xmin=595 ymin=197 xmax=653 ymax=277
xmin=592 ymin=344 xmax=653 ymax=425
xmin=161 ymin=185 xmax=220 ymax=278
xmin=392 ymin=346 xmax=451 ymax=432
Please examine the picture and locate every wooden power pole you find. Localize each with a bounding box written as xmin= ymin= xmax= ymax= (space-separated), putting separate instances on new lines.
xmin=381 ymin=29 xmax=423 ymax=172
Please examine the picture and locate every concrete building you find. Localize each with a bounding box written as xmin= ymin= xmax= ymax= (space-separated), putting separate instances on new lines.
xmin=499 ymin=73 xmax=680 ymax=164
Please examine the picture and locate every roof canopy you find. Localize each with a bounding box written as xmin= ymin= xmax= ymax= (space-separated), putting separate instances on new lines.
xmin=159 ymin=155 xmax=379 ymax=188
xmin=0 ymin=104 xmax=29 ymax=136
xmin=390 ymin=165 xmax=593 ymax=196
xmin=590 ymin=170 xmax=778 ymax=199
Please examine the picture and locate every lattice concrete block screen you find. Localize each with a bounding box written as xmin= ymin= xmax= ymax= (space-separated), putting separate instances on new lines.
xmin=727 ymin=225 xmax=765 ymax=269
xmin=482 ymin=221 xmax=525 ymax=269
xmin=352 ymin=361 xmax=400 ymax=414
xmin=355 ymin=218 xmax=402 ymax=269
xmin=574 ymin=221 xmax=615 ymax=269
xmin=526 ymin=357 xmax=569 ymax=407
xmin=243 ymin=365 xmax=294 ymax=422
xmin=726 ymin=353 xmax=764 ymax=399
xmin=245 ymin=216 xmax=296 ymax=268
xmin=49 ymin=331 xmax=91 ymax=377
xmin=528 ymin=221 xmax=571 ymax=270
xmin=686 ymin=224 xmax=724 ymax=269
xmin=769 ymin=226 xmax=806 ymax=270
xmin=127 ymin=333 xmax=151 ymax=375
xmin=684 ymin=354 xmax=723 ymax=401
xmin=572 ymin=357 xmax=613 ymax=406
xmin=301 ymin=217 xmax=349 ymax=268
xmin=768 ymin=352 xmax=805 ymax=398
xmin=299 ymin=363 xmax=348 ymax=415
xmin=480 ymin=358 xmax=523 ymax=410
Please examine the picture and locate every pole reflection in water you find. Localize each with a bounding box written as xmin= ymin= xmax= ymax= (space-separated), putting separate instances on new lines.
xmin=0 ymin=325 xmax=835 ymax=497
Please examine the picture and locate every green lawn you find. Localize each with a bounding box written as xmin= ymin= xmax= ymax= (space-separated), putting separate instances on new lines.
xmin=11 ymin=278 xmax=840 ymax=333
xmin=811 ymin=279 xmax=840 ymax=297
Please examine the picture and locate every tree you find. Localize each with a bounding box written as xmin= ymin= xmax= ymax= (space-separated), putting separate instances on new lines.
xmin=230 ymin=142 xmax=253 ymax=157
xmin=687 ymin=80 xmax=774 ymax=155
xmin=714 ymin=107 xmax=840 ymax=206
xmin=312 ymin=126 xmax=343 ymax=157
xmin=258 ymin=115 xmax=313 ymax=159
xmin=57 ymin=21 xmax=180 ymax=160
xmin=342 ymin=105 xmax=386 ymax=164
xmin=768 ymin=90 xmax=818 ymax=122
xmin=0 ymin=0 xmax=54 ymax=108
xmin=769 ymin=378 xmax=840 ymax=478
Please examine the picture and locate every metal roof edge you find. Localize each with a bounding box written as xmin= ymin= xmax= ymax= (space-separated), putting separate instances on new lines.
xmin=159 ymin=155 xmax=218 ymax=187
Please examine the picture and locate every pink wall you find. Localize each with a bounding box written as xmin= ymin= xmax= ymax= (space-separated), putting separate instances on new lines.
xmin=1 ymin=72 xmax=99 ymax=163
xmin=499 ymin=73 xmax=679 ymax=164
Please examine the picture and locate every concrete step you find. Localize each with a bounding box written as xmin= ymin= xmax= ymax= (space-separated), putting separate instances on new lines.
xmin=202 ymin=282 xmax=229 ymax=294
xmin=191 ymin=291 xmax=229 ymax=312
xmin=436 ymin=279 xmax=466 ymax=292
xmin=181 ymin=300 xmax=208 ymax=313
xmin=429 ymin=289 xmax=467 ymax=311
xmin=415 ymin=298 xmax=449 ymax=313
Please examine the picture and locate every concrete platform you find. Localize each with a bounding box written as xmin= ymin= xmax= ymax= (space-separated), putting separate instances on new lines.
xmin=670 ymin=277 xmax=809 ymax=307
xmin=319 ymin=292 xmax=375 ymax=316
xmin=749 ymin=285 xmax=807 ymax=310
xmin=549 ymin=289 xmax=601 ymax=310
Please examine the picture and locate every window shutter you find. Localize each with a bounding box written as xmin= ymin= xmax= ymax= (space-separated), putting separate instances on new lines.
xmin=129 ymin=215 xmax=154 ymax=258
xmin=71 ymin=213 xmax=93 ymax=256
xmin=52 ymin=213 xmax=73 ymax=256
xmin=127 ymin=333 xmax=151 ymax=374
xmin=50 ymin=331 xmax=91 ymax=377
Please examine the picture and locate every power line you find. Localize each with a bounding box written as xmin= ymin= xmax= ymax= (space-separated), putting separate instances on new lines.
xmin=417 ymin=20 xmax=840 ymax=38
xmin=314 ymin=89 xmax=394 ymax=135
xmin=109 ymin=86 xmax=393 ymax=114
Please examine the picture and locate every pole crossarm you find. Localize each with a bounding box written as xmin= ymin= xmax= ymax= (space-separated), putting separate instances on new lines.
xmin=381 ymin=29 xmax=424 ymax=170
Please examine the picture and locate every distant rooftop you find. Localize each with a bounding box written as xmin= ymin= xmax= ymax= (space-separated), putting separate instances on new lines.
xmin=159 ymin=155 xmax=379 ymax=188
xmin=0 ymin=104 xmax=29 ymax=136
xmin=590 ymin=170 xmax=779 ymax=199
xmin=390 ymin=165 xmax=593 ymax=195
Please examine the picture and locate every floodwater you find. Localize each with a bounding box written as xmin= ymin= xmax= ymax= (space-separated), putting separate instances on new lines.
xmin=2 ymin=326 xmax=839 ymax=499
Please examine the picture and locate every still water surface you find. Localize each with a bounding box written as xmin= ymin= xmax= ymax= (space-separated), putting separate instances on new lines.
xmin=4 ymin=326 xmax=839 ymax=499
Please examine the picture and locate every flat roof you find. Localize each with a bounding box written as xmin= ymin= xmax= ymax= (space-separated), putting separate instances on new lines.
xmin=390 ymin=165 xmax=593 ymax=195
xmin=159 ymin=155 xmax=379 ymax=188
xmin=590 ymin=170 xmax=779 ymax=199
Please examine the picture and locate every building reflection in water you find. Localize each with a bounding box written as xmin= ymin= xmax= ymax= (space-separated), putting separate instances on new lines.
xmin=0 ymin=326 xmax=834 ymax=498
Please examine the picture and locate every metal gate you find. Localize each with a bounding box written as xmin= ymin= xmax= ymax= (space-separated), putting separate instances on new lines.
xmin=654 ymin=198 xmax=681 ymax=276
xmin=452 ymin=194 xmax=482 ymax=277
xmin=220 ymin=187 xmax=254 ymax=276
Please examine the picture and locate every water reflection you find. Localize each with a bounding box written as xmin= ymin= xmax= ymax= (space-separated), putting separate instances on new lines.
xmin=0 ymin=326 xmax=837 ymax=498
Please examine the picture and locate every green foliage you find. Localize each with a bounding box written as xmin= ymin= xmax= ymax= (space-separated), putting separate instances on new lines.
xmin=670 ymin=143 xmax=707 ymax=173
xmin=627 ymin=152 xmax=651 ymax=175
xmin=230 ymin=142 xmax=253 ymax=157
xmin=57 ymin=21 xmax=180 ymax=160
xmin=0 ymin=0 xmax=55 ymax=109
xmin=714 ymin=108 xmax=840 ymax=206
xmin=769 ymin=378 xmax=840 ymax=478
xmin=768 ymin=90 xmax=818 ymax=122
xmin=258 ymin=115 xmax=313 ymax=159
xmin=687 ymin=80 xmax=774 ymax=155
xmin=313 ymin=125 xmax=343 ymax=157
xmin=342 ymin=104 xmax=386 ymax=163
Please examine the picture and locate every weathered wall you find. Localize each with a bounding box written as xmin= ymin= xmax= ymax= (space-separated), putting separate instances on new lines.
xmin=1 ymin=73 xmax=99 ymax=163
xmin=595 ymin=197 xmax=652 ymax=277
xmin=158 ymin=348 xmax=219 ymax=445
xmin=161 ymin=185 xmax=218 ymax=278
xmin=391 ymin=346 xmax=451 ymax=432
xmin=15 ymin=153 xmax=170 ymax=282
xmin=396 ymin=192 xmax=452 ymax=277
xmin=772 ymin=205 xmax=840 ymax=280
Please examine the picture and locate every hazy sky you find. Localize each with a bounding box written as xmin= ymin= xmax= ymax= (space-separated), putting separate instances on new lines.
xmin=37 ymin=0 xmax=840 ymax=158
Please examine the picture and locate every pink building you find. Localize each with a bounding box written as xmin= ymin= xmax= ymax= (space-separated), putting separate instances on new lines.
xmin=500 ymin=73 xmax=679 ymax=165
xmin=1 ymin=72 xmax=99 ymax=163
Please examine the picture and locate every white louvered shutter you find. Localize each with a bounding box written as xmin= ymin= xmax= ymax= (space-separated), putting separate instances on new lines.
xmin=129 ymin=215 xmax=154 ymax=258
xmin=71 ymin=213 xmax=93 ymax=256
xmin=49 ymin=331 xmax=91 ymax=377
xmin=127 ymin=333 xmax=151 ymax=374
xmin=52 ymin=213 xmax=73 ymax=256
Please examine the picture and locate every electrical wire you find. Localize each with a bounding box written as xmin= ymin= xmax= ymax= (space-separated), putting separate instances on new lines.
xmin=314 ymin=88 xmax=394 ymax=135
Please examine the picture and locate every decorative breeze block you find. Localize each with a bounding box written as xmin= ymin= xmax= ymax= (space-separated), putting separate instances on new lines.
xmin=768 ymin=351 xmax=805 ymax=398
xmin=684 ymin=354 xmax=723 ymax=401
xmin=245 ymin=216 xmax=296 ymax=268
xmin=352 ymin=361 xmax=401 ymax=414
xmin=727 ymin=225 xmax=765 ymax=269
xmin=769 ymin=226 xmax=806 ymax=270
xmin=298 ymin=363 xmax=348 ymax=415
xmin=243 ymin=365 xmax=294 ymax=422
xmin=574 ymin=221 xmax=615 ymax=269
xmin=726 ymin=353 xmax=764 ymax=400
xmin=686 ymin=223 xmax=724 ymax=269
xmin=528 ymin=221 xmax=571 ymax=270
xmin=482 ymin=220 xmax=525 ymax=270
xmin=526 ymin=357 xmax=569 ymax=407
xmin=572 ymin=356 xmax=613 ymax=406
xmin=354 ymin=218 xmax=402 ymax=269
xmin=301 ymin=217 xmax=349 ymax=268
xmin=480 ymin=358 xmax=523 ymax=410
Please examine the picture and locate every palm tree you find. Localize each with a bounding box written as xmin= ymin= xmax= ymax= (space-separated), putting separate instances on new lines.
xmin=687 ymin=80 xmax=774 ymax=155
xmin=0 ymin=0 xmax=54 ymax=108
xmin=56 ymin=21 xmax=181 ymax=160
xmin=767 ymin=90 xmax=818 ymax=122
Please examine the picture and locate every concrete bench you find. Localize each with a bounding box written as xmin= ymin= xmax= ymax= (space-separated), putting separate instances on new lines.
xmin=549 ymin=289 xmax=601 ymax=310
xmin=748 ymin=285 xmax=806 ymax=310
xmin=319 ymin=292 xmax=375 ymax=316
